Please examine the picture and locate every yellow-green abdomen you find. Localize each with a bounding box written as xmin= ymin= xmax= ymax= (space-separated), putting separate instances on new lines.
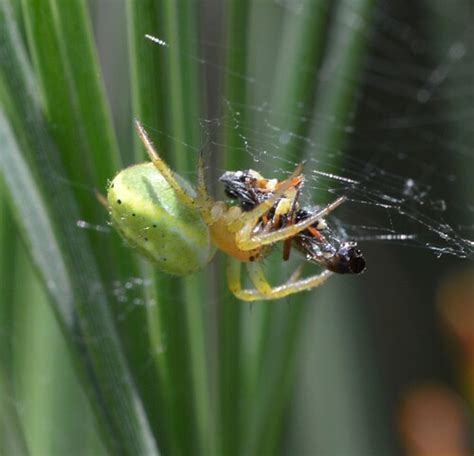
xmin=107 ymin=163 xmax=215 ymax=276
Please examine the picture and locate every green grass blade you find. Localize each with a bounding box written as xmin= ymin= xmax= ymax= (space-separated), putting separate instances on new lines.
xmin=19 ymin=0 xmax=132 ymax=280
xmin=0 ymin=368 xmax=29 ymax=456
xmin=244 ymin=1 xmax=376 ymax=454
xmin=127 ymin=0 xmax=168 ymax=162
xmin=21 ymin=0 xmax=120 ymax=184
xmin=0 ymin=106 xmax=157 ymax=455
xmin=0 ymin=195 xmax=28 ymax=455
xmin=126 ymin=6 xmax=179 ymax=454
xmin=12 ymin=246 xmax=105 ymax=455
xmin=224 ymin=0 xmax=250 ymax=170
xmin=0 ymin=180 xmax=16 ymax=372
xmin=310 ymin=0 xmax=376 ymax=160
xmin=239 ymin=3 xmax=330 ymax=452
xmin=0 ymin=112 xmax=73 ymax=321
xmin=127 ymin=2 xmax=210 ymax=454
xmin=269 ymin=0 xmax=330 ymax=163
xmin=17 ymin=1 xmax=163 ymax=447
xmin=0 ymin=4 xmax=159 ymax=452
xmin=158 ymin=1 xmax=207 ymax=452
xmin=161 ymin=0 xmax=201 ymax=171
xmin=217 ymin=2 xmax=253 ymax=455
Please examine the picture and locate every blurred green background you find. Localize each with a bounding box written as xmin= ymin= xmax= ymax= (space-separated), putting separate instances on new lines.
xmin=1 ymin=0 xmax=473 ymax=455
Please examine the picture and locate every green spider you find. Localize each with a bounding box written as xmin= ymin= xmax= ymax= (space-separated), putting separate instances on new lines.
xmin=106 ymin=121 xmax=365 ymax=301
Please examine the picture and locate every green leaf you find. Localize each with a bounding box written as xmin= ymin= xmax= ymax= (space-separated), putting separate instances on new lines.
xmin=242 ymin=1 xmax=377 ymax=454
xmin=127 ymin=2 xmax=211 ymax=455
xmin=0 ymin=366 xmax=29 ymax=456
xmin=0 ymin=4 xmax=159 ymax=453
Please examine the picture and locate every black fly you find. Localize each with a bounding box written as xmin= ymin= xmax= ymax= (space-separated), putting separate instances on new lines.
xmin=220 ymin=169 xmax=366 ymax=274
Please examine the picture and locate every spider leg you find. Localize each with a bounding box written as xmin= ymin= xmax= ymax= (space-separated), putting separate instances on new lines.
xmin=135 ymin=120 xmax=196 ymax=209
xmin=226 ymin=257 xmax=261 ymax=301
xmin=197 ymin=150 xmax=208 ymax=201
xmin=227 ymin=258 xmax=276 ymax=300
xmin=95 ymin=190 xmax=109 ymax=209
xmin=227 ymin=258 xmax=333 ymax=302
xmin=192 ymin=149 xmax=219 ymax=224
xmin=237 ymin=196 xmax=346 ymax=251
xmin=247 ymin=261 xmax=273 ymax=294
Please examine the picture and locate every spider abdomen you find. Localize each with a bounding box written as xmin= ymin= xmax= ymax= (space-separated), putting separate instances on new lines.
xmin=107 ymin=162 xmax=215 ymax=275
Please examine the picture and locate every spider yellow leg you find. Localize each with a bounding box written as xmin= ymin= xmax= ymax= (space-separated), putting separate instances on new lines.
xmin=228 ymin=162 xmax=304 ymax=233
xmin=256 ymin=267 xmax=333 ymax=300
xmin=227 ymin=258 xmax=334 ymax=302
xmin=245 ymin=262 xmax=305 ymax=295
xmin=246 ymin=261 xmax=273 ymax=294
xmin=197 ymin=151 xmax=208 ymax=201
xmin=226 ymin=258 xmax=264 ymax=301
xmin=135 ymin=120 xmax=196 ymax=209
xmin=194 ymin=150 xmax=216 ymax=224
xmin=237 ymin=196 xmax=346 ymax=250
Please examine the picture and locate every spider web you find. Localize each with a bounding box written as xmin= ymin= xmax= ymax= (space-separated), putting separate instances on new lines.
xmin=113 ymin=0 xmax=474 ymax=265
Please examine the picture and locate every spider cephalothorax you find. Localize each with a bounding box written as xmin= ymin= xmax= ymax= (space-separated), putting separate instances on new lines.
xmin=107 ymin=121 xmax=366 ymax=302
